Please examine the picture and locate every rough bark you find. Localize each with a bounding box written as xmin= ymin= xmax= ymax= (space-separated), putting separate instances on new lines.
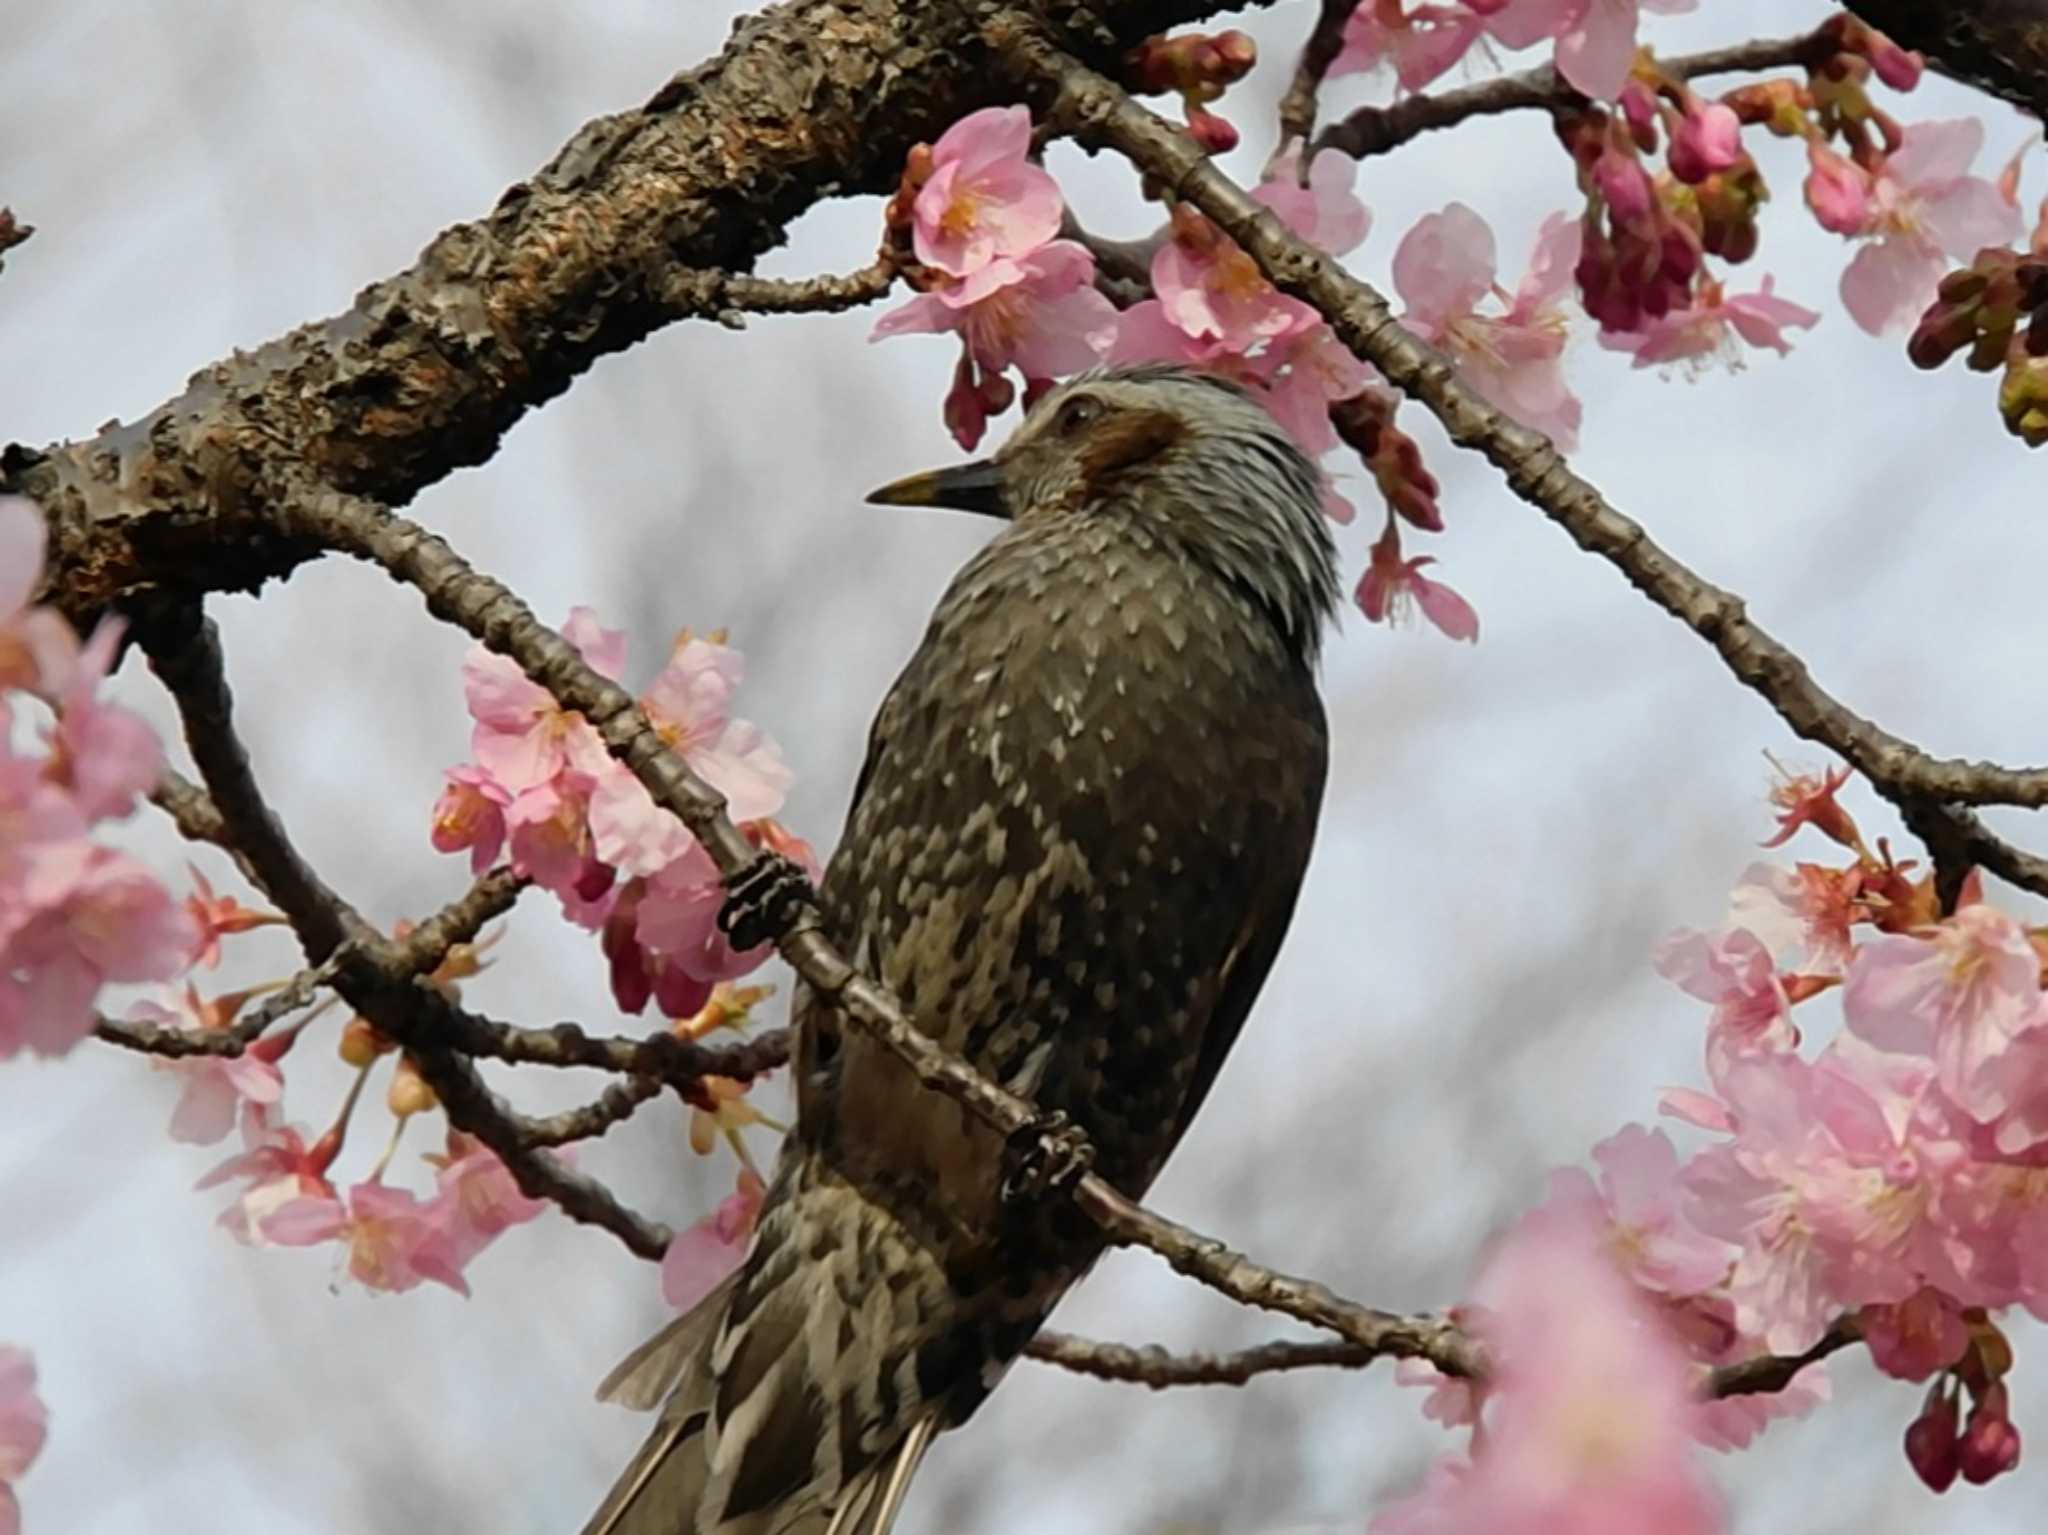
xmin=7 ymin=0 xmax=1263 ymax=630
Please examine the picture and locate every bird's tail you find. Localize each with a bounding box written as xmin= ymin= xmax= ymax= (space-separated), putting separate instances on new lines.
xmin=580 ymin=1165 xmax=966 ymax=1535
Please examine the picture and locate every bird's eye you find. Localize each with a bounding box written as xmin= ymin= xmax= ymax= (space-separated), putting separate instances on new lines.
xmin=1055 ymin=395 xmax=1102 ymax=435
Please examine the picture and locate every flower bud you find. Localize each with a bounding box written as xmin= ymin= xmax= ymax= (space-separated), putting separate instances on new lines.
xmin=387 ymin=1056 xmax=438 ymax=1118
xmin=339 ymin=1017 xmax=393 ymax=1068
xmin=1904 ymin=1383 xmax=1961 ymax=1493
xmin=1959 ymin=1383 xmax=2022 ymax=1484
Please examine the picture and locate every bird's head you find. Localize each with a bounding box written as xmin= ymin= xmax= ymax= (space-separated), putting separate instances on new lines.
xmin=867 ymin=364 xmax=1339 ymax=659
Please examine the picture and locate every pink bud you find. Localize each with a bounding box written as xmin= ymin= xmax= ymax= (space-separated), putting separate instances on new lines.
xmin=1594 ymin=148 xmax=1655 ymax=222
xmin=1867 ymin=38 xmax=1923 ymax=91
xmin=1669 ymin=100 xmax=1743 ymax=185
xmin=1905 ymin=1385 xmax=1961 ymax=1494
xmin=1804 ymin=143 xmax=1871 ymax=235
xmin=1959 ymin=1385 xmax=2022 ymax=1485
xmin=1186 ymin=104 xmax=1239 ymax=155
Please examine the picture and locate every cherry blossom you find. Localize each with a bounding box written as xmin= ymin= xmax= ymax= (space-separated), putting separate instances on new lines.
xmin=197 ymin=1111 xmax=337 ymax=1245
xmin=430 ymin=765 xmax=510 ymax=874
xmin=1724 ymin=861 xmax=1857 ymax=976
xmin=1328 ymin=1 xmax=1486 ymax=95
xmin=909 ymin=106 xmax=1062 ymax=279
xmin=430 ymin=1132 xmax=548 ymax=1264
xmin=1393 ymin=204 xmax=1582 ymax=449
xmin=182 ymin=864 xmax=285 ymax=969
xmin=1604 ymin=277 xmax=1821 ymax=371
xmin=133 ymin=985 xmax=290 ymax=1145
xmin=1573 ymin=1124 xmax=1733 ymax=1295
xmin=1 ymin=842 xmax=197 ymax=1060
xmin=1356 ymin=526 xmax=1479 ymax=642
xmin=1843 ymin=900 xmax=2046 ymax=1124
xmin=265 ymin=1181 xmax=472 ymax=1296
xmin=461 ymin=607 xmax=621 ymax=796
xmin=662 ymin=1168 xmax=767 ymax=1313
xmin=1374 ymin=1199 xmax=1719 ymax=1534
xmin=1653 ymin=925 xmax=1797 ymax=1070
xmin=1255 ymin=148 xmax=1372 ymax=258
xmin=1154 ymin=210 xmax=1320 ymax=353
xmin=0 ymin=1346 xmax=46 ymax=1535
xmin=1837 ymin=119 xmax=2021 ymax=335
xmin=1478 ymin=0 xmax=1697 ymax=103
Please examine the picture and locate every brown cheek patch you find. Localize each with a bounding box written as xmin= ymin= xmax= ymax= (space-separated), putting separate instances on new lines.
xmin=1077 ymin=409 xmax=1187 ymax=489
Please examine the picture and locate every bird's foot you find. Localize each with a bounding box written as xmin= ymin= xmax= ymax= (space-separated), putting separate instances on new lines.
xmin=717 ymin=851 xmax=816 ymax=952
xmin=1000 ymin=1110 xmax=1096 ymax=1205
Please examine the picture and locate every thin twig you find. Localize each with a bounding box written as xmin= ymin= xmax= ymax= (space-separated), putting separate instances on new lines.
xmin=654 ymin=259 xmax=898 ymax=329
xmin=1000 ymin=25 xmax=2048 ymax=900
xmin=519 ymin=1077 xmax=666 ymax=1148
xmin=1313 ymin=28 xmax=1835 ymax=160
xmin=1028 ymin=1329 xmax=1375 ymax=1386
xmin=1278 ymin=0 xmax=1365 ymax=149
xmin=1707 ymin=1315 xmax=1861 ymax=1398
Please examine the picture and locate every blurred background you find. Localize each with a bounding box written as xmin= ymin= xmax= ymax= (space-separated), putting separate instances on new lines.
xmin=3 ymin=2 xmax=2045 ymax=1531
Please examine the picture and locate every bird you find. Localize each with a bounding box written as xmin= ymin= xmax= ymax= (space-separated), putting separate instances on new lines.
xmin=581 ymin=363 xmax=1340 ymax=1535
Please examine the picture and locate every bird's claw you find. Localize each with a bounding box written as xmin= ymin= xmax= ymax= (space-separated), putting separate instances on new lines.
xmin=1000 ymin=1110 xmax=1096 ymax=1205
xmin=717 ymin=851 xmax=816 ymax=952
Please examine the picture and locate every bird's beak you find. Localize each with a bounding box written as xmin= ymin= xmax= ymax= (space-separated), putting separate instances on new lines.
xmin=864 ymin=458 xmax=1008 ymax=519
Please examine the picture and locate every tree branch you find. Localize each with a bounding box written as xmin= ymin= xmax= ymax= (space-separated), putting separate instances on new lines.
xmin=1278 ymin=0 xmax=1364 ymax=148
xmin=1027 ymin=1328 xmax=1377 ymax=1386
xmin=1000 ymin=24 xmax=2048 ymax=900
xmin=12 ymin=0 xmax=1275 ymax=634
xmin=1313 ymin=28 xmax=1835 ymax=161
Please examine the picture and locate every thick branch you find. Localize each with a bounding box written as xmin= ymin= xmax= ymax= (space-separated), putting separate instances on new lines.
xmin=13 ymin=0 xmax=1272 ymax=633
xmin=1314 ymin=29 xmax=1834 ymax=160
xmin=1003 ymin=28 xmax=2048 ymax=883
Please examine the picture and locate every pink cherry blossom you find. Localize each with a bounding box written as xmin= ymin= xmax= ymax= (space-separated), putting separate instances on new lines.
xmin=1480 ymin=0 xmax=1697 ymax=103
xmin=461 ymin=607 xmax=620 ymax=795
xmin=265 ymin=1181 xmax=471 ymax=1296
xmin=503 ymin=779 xmax=607 ymax=913
xmin=1330 ymin=1 xmax=1486 ymax=94
xmin=1357 ymin=529 xmax=1479 ymax=642
xmin=641 ymin=636 xmax=791 ymax=826
xmin=1605 ymin=277 xmax=1821 ymax=371
xmin=662 ymin=1168 xmax=766 ymax=1312
xmin=1725 ymin=861 xmax=1855 ymax=976
xmin=1838 ymin=118 xmax=2021 ymax=335
xmin=871 ymin=241 xmax=1115 ymax=397
xmin=183 ymin=864 xmax=284 ymax=970
xmin=1843 ymin=900 xmax=2045 ymax=1122
xmin=197 ymin=1111 xmax=336 ymax=1244
xmin=1374 ymin=1199 xmax=1719 ymax=1534
xmin=1582 ymin=1124 xmax=1735 ymax=1295
xmin=432 ymin=1132 xmax=548 ymax=1263
xmin=1394 ymin=1357 xmax=1481 ymax=1428
xmin=134 ymin=987 xmax=289 ymax=1145
xmin=0 ymin=1346 xmax=46 ymax=1535
xmin=911 ymin=106 xmax=1062 ymax=278
xmin=430 ymin=764 xmax=510 ymax=874
xmin=1153 ymin=214 xmax=1321 ymax=353
xmin=39 ymin=621 xmax=161 ymax=824
xmin=1 ymin=841 xmax=197 ymax=1059
xmin=1653 ymin=925 xmax=1796 ymax=1070
xmin=1256 ymin=149 xmax=1372 ymax=258
xmin=1394 ymin=204 xmax=1582 ymax=449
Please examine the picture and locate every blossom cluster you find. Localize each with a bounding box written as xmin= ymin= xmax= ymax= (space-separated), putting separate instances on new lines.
xmin=430 ymin=610 xmax=811 ymax=1019
xmin=1335 ymin=0 xmax=1699 ymax=104
xmin=1380 ymin=765 xmax=2048 ymax=1525
xmin=0 ymin=499 xmax=199 ymax=1060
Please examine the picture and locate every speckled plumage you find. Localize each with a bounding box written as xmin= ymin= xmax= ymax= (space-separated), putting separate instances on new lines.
xmin=583 ymin=366 xmax=1339 ymax=1535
